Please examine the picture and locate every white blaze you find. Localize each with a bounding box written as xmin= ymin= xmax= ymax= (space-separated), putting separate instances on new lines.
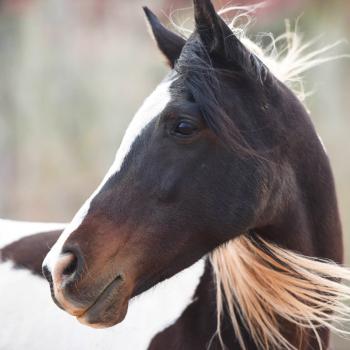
xmin=317 ymin=133 xmax=328 ymax=154
xmin=43 ymin=76 xmax=173 ymax=272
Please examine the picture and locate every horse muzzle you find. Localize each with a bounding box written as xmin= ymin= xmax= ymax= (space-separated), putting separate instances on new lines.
xmin=42 ymin=248 xmax=130 ymax=328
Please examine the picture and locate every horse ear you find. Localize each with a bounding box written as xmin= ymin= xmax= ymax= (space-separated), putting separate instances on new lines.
xmin=143 ymin=7 xmax=186 ymax=68
xmin=193 ymin=0 xmax=259 ymax=76
xmin=193 ymin=0 xmax=227 ymax=55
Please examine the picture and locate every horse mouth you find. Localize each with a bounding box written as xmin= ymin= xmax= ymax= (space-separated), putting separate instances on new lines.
xmin=76 ymin=274 xmax=129 ymax=328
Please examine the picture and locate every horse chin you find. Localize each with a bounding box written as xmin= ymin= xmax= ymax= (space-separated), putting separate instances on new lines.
xmin=77 ymin=301 xmax=129 ymax=329
xmin=76 ymin=276 xmax=130 ymax=329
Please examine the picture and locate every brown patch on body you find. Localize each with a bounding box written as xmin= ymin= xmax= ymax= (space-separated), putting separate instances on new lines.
xmin=0 ymin=230 xmax=62 ymax=276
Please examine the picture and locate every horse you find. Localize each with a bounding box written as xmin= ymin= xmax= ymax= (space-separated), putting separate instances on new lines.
xmin=2 ymin=0 xmax=350 ymax=349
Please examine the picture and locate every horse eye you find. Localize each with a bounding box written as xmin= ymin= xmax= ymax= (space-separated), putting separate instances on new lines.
xmin=174 ymin=121 xmax=197 ymax=136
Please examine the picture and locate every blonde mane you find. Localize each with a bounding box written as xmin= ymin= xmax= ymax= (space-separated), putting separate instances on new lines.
xmin=170 ymin=5 xmax=350 ymax=350
xmin=170 ymin=4 xmax=348 ymax=102
xmin=210 ymin=236 xmax=350 ymax=350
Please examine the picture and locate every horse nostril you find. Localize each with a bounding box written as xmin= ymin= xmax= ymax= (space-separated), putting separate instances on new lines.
xmin=53 ymin=247 xmax=83 ymax=285
xmin=62 ymin=254 xmax=78 ymax=277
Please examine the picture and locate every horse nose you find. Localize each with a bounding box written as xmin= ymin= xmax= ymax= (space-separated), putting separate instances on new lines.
xmin=51 ymin=248 xmax=82 ymax=287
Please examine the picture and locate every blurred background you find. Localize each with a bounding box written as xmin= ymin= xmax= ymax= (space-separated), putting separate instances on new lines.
xmin=0 ymin=0 xmax=348 ymax=346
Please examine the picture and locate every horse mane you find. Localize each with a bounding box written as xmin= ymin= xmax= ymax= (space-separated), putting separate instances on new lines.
xmin=170 ymin=4 xmax=347 ymax=102
xmin=210 ymin=235 xmax=350 ymax=350
xmin=171 ymin=5 xmax=350 ymax=350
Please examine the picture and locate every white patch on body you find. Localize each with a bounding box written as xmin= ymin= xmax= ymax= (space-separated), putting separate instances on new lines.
xmin=43 ymin=76 xmax=173 ymax=272
xmin=0 ymin=225 xmax=205 ymax=350
xmin=0 ymin=219 xmax=65 ymax=250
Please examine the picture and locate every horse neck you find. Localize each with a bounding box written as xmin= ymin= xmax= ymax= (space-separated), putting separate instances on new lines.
xmin=258 ymin=111 xmax=343 ymax=263
xmin=241 ymin=109 xmax=344 ymax=350
xmin=189 ymin=143 xmax=343 ymax=349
